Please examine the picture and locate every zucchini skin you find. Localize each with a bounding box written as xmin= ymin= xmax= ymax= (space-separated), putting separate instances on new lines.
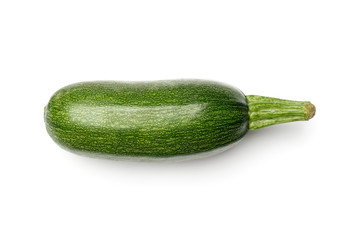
xmin=45 ymin=80 xmax=249 ymax=160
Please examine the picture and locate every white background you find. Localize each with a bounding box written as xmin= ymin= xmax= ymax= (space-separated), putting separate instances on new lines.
xmin=1 ymin=0 xmax=359 ymax=239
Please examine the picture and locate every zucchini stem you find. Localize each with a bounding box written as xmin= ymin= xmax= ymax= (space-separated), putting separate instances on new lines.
xmin=246 ymin=95 xmax=316 ymax=130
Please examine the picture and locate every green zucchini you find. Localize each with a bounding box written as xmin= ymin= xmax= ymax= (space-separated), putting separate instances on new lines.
xmin=44 ymin=80 xmax=315 ymax=161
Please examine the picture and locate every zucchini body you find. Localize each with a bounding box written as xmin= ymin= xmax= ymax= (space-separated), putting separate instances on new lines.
xmin=45 ymin=80 xmax=249 ymax=161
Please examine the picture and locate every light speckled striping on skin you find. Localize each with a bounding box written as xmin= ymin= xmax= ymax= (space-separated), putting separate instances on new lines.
xmin=45 ymin=80 xmax=249 ymax=160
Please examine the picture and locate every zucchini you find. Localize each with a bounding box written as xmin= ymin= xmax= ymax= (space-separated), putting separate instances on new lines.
xmin=44 ymin=80 xmax=315 ymax=161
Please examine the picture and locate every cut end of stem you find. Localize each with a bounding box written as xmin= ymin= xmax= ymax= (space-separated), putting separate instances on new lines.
xmin=246 ymin=95 xmax=316 ymax=130
xmin=305 ymin=102 xmax=316 ymax=120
